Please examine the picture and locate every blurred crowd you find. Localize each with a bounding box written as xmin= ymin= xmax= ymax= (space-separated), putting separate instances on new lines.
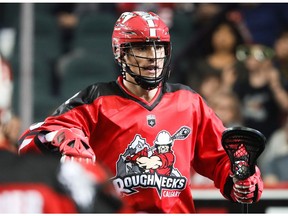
xmin=1 ymin=3 xmax=288 ymax=211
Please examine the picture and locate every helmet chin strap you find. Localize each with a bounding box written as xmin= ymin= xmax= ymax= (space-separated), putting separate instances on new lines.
xmin=121 ymin=63 xmax=162 ymax=91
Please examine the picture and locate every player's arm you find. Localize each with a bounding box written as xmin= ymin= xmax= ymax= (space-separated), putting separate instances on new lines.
xmin=192 ymin=95 xmax=231 ymax=191
xmin=18 ymin=123 xmax=96 ymax=163
xmin=18 ymin=87 xmax=99 ymax=162
xmin=193 ymin=95 xmax=262 ymax=203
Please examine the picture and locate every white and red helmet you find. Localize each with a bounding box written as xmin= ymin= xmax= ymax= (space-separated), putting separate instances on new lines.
xmin=112 ymin=11 xmax=172 ymax=90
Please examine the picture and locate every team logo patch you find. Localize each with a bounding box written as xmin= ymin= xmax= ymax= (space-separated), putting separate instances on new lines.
xmin=112 ymin=126 xmax=191 ymax=198
xmin=147 ymin=114 xmax=156 ymax=127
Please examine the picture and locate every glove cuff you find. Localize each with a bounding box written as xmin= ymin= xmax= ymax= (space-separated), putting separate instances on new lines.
xmin=43 ymin=128 xmax=96 ymax=163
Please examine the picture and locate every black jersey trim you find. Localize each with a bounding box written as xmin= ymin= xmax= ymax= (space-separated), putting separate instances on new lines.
xmin=115 ymin=79 xmax=163 ymax=111
xmin=115 ymin=80 xmax=196 ymax=111
xmin=52 ymin=81 xmax=125 ymax=116
xmin=163 ymin=82 xmax=196 ymax=94
xmin=52 ymin=81 xmax=196 ymax=115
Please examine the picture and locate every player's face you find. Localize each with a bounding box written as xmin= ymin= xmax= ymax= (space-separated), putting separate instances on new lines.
xmin=124 ymin=44 xmax=165 ymax=79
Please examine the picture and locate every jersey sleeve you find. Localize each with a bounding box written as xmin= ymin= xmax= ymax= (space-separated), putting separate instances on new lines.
xmin=192 ymin=95 xmax=233 ymax=200
xmin=18 ymin=87 xmax=98 ymax=155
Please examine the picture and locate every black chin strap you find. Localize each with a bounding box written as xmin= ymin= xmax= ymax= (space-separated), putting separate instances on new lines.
xmin=120 ymin=63 xmax=162 ymax=90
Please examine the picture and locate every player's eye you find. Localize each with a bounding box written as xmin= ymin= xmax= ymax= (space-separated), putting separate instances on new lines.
xmin=136 ymin=46 xmax=147 ymax=51
xmin=155 ymin=45 xmax=163 ymax=49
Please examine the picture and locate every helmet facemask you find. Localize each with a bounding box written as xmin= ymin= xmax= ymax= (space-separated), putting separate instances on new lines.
xmin=118 ymin=41 xmax=171 ymax=90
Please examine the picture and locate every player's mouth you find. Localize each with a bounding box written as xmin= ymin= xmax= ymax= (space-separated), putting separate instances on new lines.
xmin=142 ymin=65 xmax=160 ymax=75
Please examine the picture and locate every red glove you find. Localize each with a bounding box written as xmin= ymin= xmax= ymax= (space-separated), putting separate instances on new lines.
xmin=230 ymin=166 xmax=263 ymax=204
xmin=46 ymin=128 xmax=96 ymax=163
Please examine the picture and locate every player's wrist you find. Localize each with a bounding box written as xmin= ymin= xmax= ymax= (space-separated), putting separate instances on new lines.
xmin=38 ymin=128 xmax=96 ymax=163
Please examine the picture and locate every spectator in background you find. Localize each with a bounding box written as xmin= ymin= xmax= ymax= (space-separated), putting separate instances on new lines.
xmin=0 ymin=53 xmax=20 ymax=152
xmin=235 ymin=3 xmax=288 ymax=48
xmin=52 ymin=3 xmax=117 ymax=54
xmin=116 ymin=3 xmax=176 ymax=29
xmin=0 ymin=115 xmax=20 ymax=152
xmin=207 ymin=90 xmax=243 ymax=128
xmin=273 ymin=30 xmax=288 ymax=81
xmin=51 ymin=3 xmax=77 ymax=54
xmin=116 ymin=3 xmax=175 ymax=16
xmin=186 ymin=3 xmax=232 ymax=55
xmin=259 ymin=115 xmax=288 ymax=185
xmin=0 ymin=54 xmax=13 ymax=121
xmin=197 ymin=73 xmax=221 ymax=100
xmin=171 ymin=3 xmax=241 ymax=83
xmin=196 ymin=65 xmax=238 ymax=100
xmin=233 ymin=44 xmax=288 ymax=140
xmin=184 ymin=19 xmax=245 ymax=95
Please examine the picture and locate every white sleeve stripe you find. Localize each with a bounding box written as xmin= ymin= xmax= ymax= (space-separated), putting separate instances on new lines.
xmin=18 ymin=138 xmax=33 ymax=151
xmin=45 ymin=131 xmax=58 ymax=142
xmin=29 ymin=121 xmax=44 ymax=130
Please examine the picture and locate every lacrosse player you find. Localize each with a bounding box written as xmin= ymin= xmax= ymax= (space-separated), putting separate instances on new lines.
xmin=18 ymin=11 xmax=263 ymax=213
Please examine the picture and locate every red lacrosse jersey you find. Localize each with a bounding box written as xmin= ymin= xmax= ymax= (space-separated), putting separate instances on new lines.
xmin=18 ymin=76 xmax=232 ymax=213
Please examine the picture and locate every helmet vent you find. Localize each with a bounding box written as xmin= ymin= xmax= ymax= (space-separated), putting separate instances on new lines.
xmin=125 ymin=31 xmax=136 ymax=35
